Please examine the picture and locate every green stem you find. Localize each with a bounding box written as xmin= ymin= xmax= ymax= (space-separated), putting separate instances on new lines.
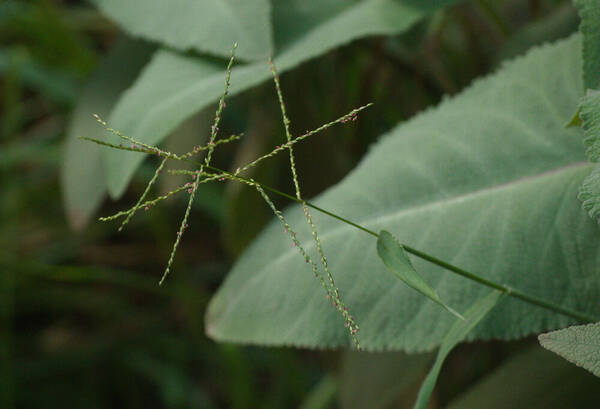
xmin=200 ymin=164 xmax=597 ymax=323
xmin=402 ymin=246 xmax=597 ymax=323
xmin=97 ymin=144 xmax=596 ymax=323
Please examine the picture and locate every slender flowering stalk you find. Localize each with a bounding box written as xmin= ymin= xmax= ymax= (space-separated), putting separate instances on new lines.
xmin=269 ymin=60 xmax=360 ymax=347
xmin=118 ymin=157 xmax=167 ymax=231
xmin=90 ymin=102 xmax=371 ymax=225
xmin=91 ymin=99 xmax=368 ymax=224
xmin=79 ymin=133 xmax=242 ymax=160
xmin=159 ymin=43 xmax=237 ymax=286
xmin=82 ymin=103 xmax=370 ymax=181
xmin=98 ymin=171 xmax=226 ymax=222
xmin=254 ymin=184 xmax=361 ymax=349
xmin=234 ymin=104 xmax=372 ymax=176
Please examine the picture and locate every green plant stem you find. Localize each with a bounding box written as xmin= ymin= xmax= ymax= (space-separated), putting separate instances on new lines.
xmin=200 ymin=164 xmax=598 ymax=324
xmin=91 ymin=136 xmax=597 ymax=323
xmin=401 ymin=246 xmax=597 ymax=323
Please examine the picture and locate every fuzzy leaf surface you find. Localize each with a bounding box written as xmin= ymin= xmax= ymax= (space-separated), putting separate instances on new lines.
xmin=89 ymin=0 xmax=272 ymax=61
xmin=580 ymin=89 xmax=600 ymax=161
xmin=578 ymin=90 xmax=600 ymax=221
xmin=575 ymin=0 xmax=600 ymax=89
xmin=578 ymin=165 xmax=600 ymax=222
xmin=206 ymin=35 xmax=600 ymax=352
xmin=102 ymin=0 xmax=463 ymax=197
xmin=538 ymin=322 xmax=600 ymax=377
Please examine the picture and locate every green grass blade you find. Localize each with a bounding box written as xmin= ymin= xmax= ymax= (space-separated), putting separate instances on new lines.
xmin=377 ymin=230 xmax=463 ymax=320
xmin=413 ymin=290 xmax=503 ymax=409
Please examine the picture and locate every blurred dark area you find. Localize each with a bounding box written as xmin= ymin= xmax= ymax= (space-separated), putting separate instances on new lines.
xmin=1 ymin=1 xmax=592 ymax=408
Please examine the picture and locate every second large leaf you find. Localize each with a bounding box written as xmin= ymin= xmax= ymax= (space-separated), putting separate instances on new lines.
xmin=206 ymin=34 xmax=600 ymax=351
xmin=90 ymin=0 xmax=272 ymax=61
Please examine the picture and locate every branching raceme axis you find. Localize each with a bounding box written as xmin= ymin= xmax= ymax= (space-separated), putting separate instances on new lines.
xmin=83 ymin=45 xmax=369 ymax=349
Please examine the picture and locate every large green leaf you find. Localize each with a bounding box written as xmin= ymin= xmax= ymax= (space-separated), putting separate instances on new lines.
xmin=103 ymin=0 xmax=463 ymax=197
xmin=575 ymin=0 xmax=600 ymax=90
xmin=538 ymin=322 xmax=600 ymax=377
xmin=61 ymin=39 xmax=153 ymax=229
xmin=89 ymin=0 xmax=272 ymax=61
xmin=205 ymin=34 xmax=600 ymax=351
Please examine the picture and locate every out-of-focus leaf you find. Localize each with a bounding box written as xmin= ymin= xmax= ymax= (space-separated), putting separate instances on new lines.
xmin=338 ymin=350 xmax=432 ymax=409
xmin=575 ymin=0 xmax=600 ymax=89
xmin=89 ymin=0 xmax=272 ymax=61
xmin=413 ymin=290 xmax=502 ymax=409
xmin=377 ymin=230 xmax=463 ymax=320
xmin=298 ymin=375 xmax=337 ymax=409
xmin=61 ymin=38 xmax=153 ymax=229
xmin=205 ymin=35 xmax=600 ymax=351
xmin=447 ymin=347 xmax=600 ymax=408
xmin=122 ymin=350 xmax=216 ymax=409
xmin=0 ymin=48 xmax=78 ymax=104
xmin=0 ymin=1 xmax=95 ymax=76
xmin=223 ymin=108 xmax=277 ymax=256
xmin=495 ymin=3 xmax=578 ymax=63
xmin=103 ymin=0 xmax=464 ymax=197
xmin=0 ymin=265 xmax=14 ymax=409
xmin=538 ymin=322 xmax=600 ymax=377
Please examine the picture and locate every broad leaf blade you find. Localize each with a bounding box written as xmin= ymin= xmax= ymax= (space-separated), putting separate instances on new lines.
xmin=61 ymin=38 xmax=153 ymax=229
xmin=578 ymin=165 xmax=600 ymax=221
xmin=90 ymin=0 xmax=272 ymax=61
xmin=577 ymin=90 xmax=600 ymax=221
xmin=103 ymin=0 xmax=457 ymax=197
xmin=206 ymin=35 xmax=600 ymax=352
xmin=575 ymin=0 xmax=600 ymax=90
xmin=538 ymin=322 xmax=600 ymax=377
xmin=377 ymin=230 xmax=463 ymax=320
xmin=580 ymin=89 xmax=600 ymax=162
xmin=413 ymin=290 xmax=502 ymax=409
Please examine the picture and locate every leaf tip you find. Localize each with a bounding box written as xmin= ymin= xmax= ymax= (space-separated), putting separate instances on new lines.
xmin=446 ymin=306 xmax=465 ymax=321
xmin=564 ymin=107 xmax=582 ymax=128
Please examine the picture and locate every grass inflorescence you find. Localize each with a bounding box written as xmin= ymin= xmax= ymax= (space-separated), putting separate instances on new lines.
xmin=83 ymin=46 xmax=371 ymax=349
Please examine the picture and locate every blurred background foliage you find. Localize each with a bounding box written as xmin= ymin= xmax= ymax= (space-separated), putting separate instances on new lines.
xmin=1 ymin=0 xmax=597 ymax=408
